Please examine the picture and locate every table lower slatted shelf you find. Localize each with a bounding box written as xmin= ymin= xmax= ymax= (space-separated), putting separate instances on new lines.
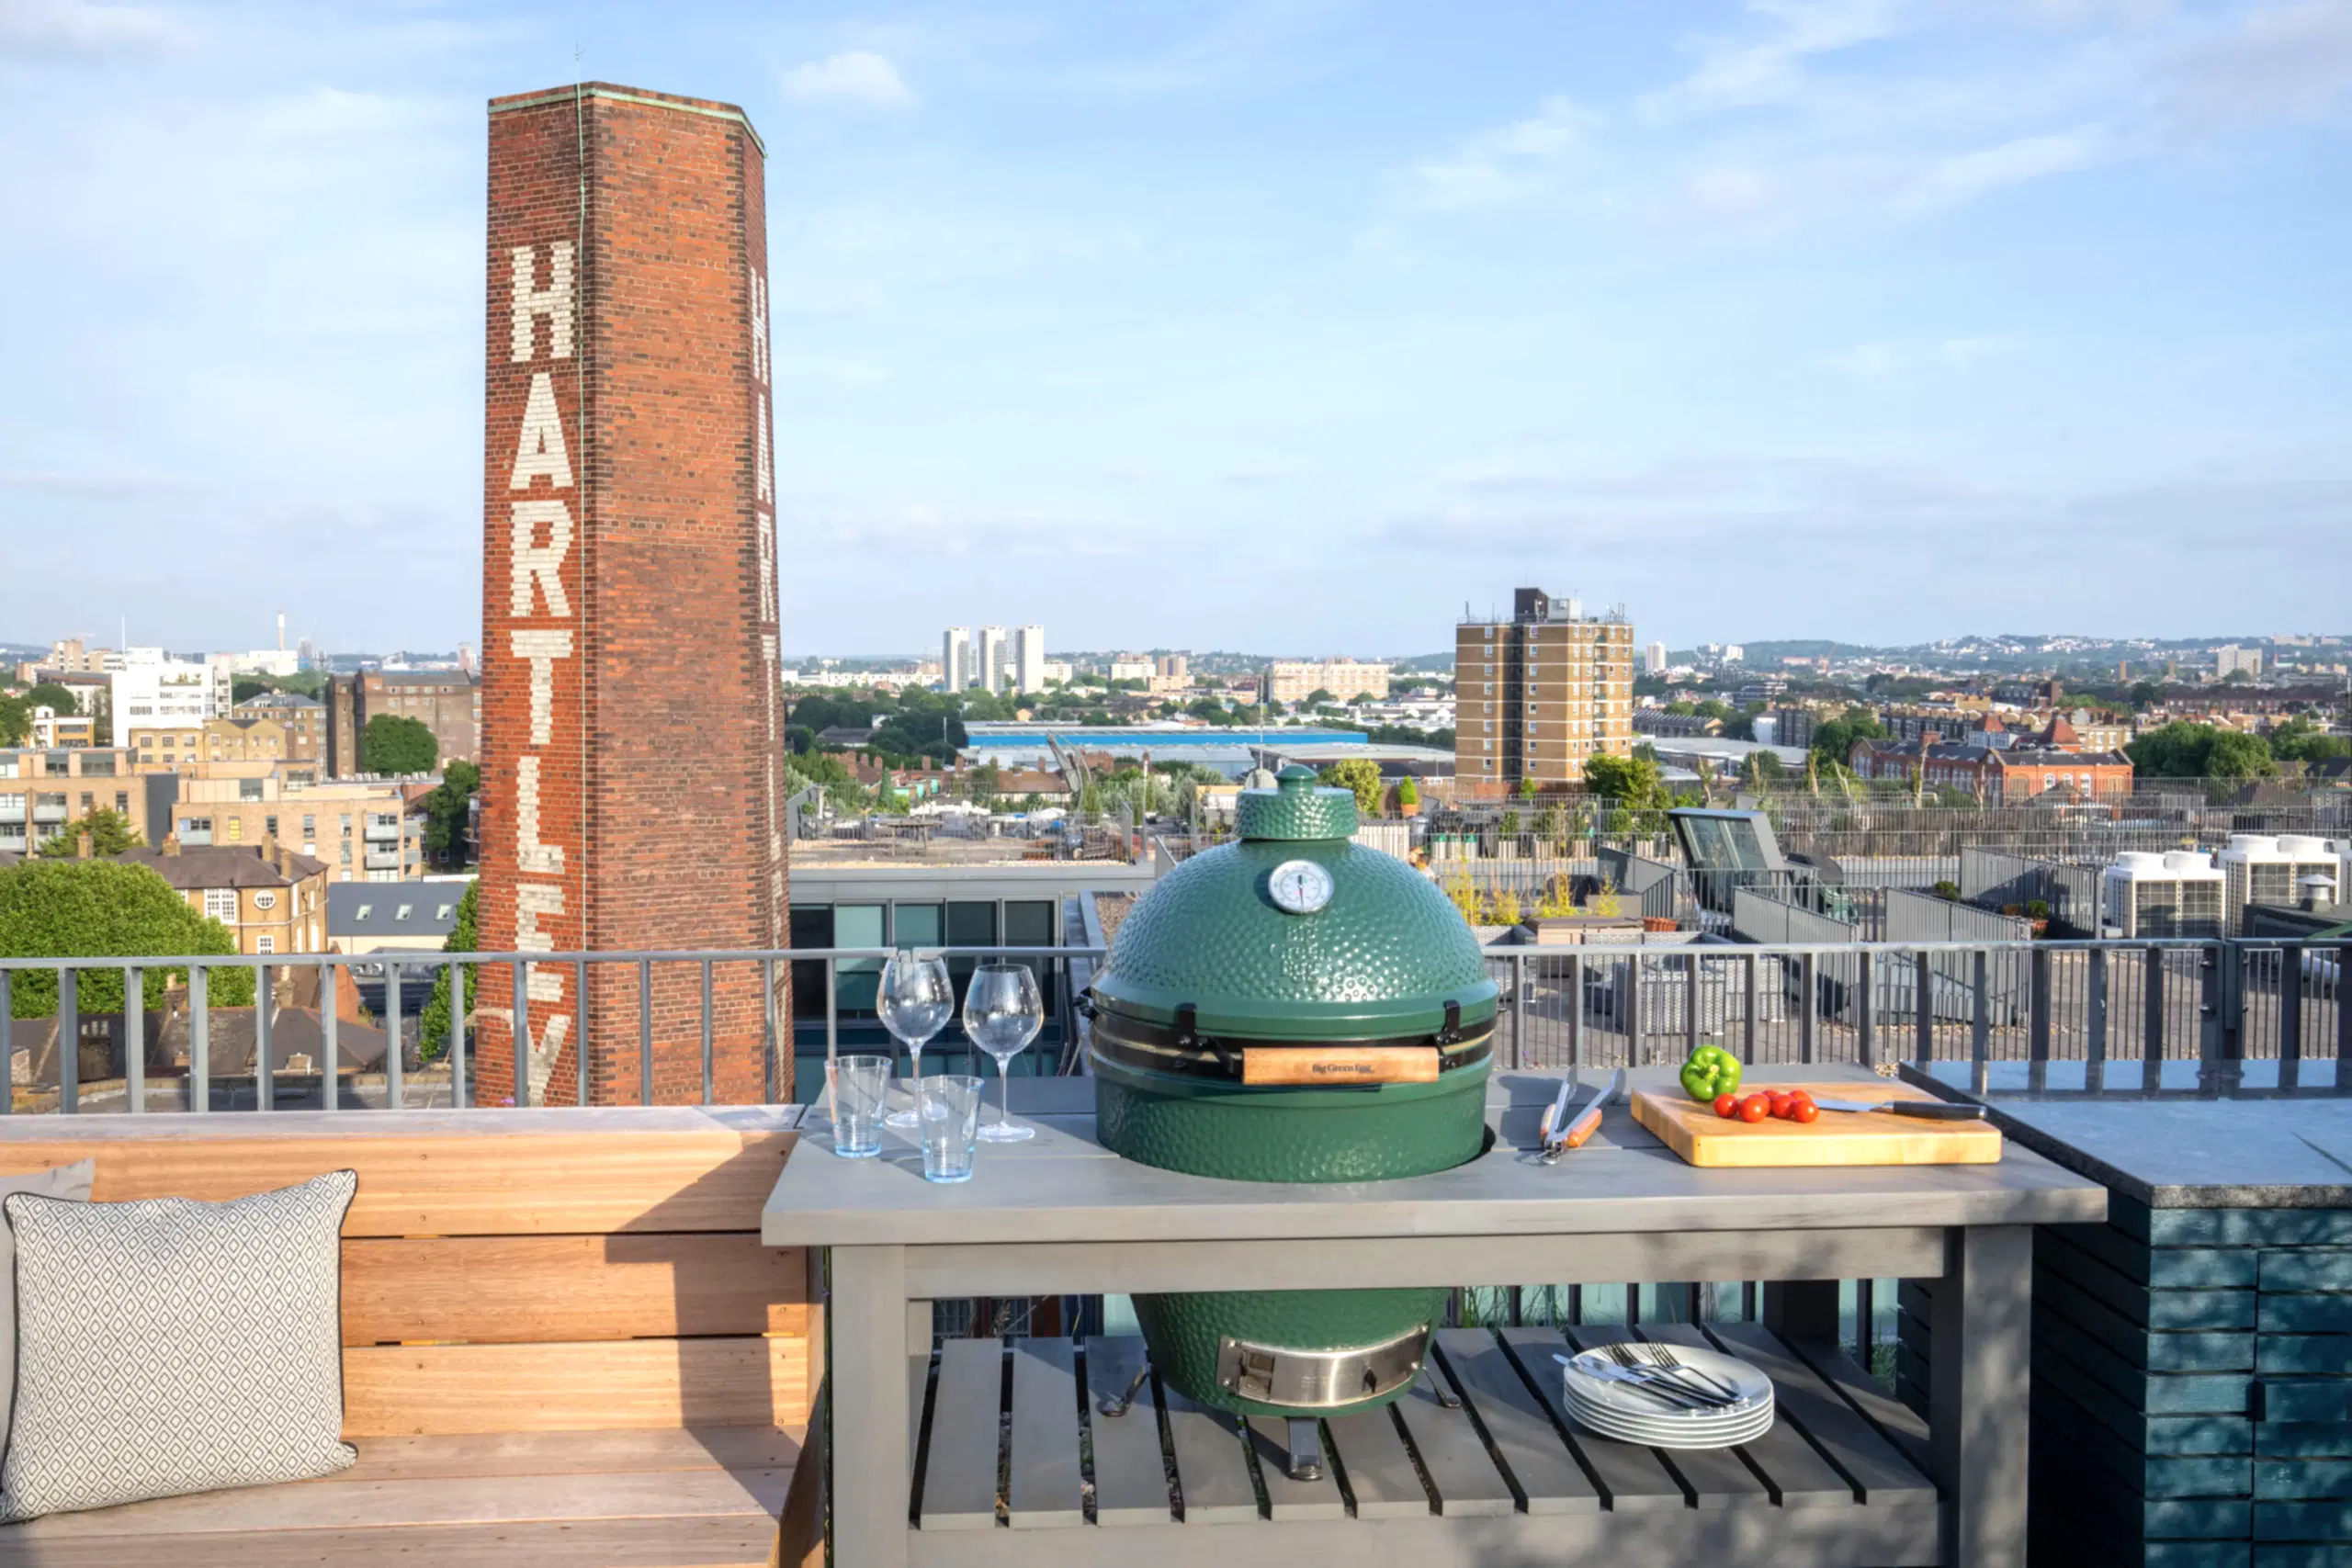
xmin=899 ymin=1323 xmax=1942 ymax=1566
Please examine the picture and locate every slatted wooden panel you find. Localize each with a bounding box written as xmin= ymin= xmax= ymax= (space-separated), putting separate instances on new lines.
xmin=1080 ymin=1337 xmax=1175 ymax=1529
xmin=343 ymin=1337 xmax=808 ymax=1437
xmin=341 ymin=1232 xmax=807 ymax=1345
xmin=0 ymin=1125 xmax=797 ymax=1235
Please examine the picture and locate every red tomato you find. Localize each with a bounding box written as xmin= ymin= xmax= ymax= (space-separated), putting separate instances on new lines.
xmin=1791 ymin=1100 xmax=1819 ymax=1124
xmin=1713 ymin=1093 xmax=1740 ymax=1120
xmin=1768 ymin=1090 xmax=1794 ymax=1120
xmin=1738 ymin=1093 xmax=1771 ymax=1124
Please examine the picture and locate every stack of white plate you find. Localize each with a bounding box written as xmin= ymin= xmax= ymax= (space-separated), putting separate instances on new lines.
xmin=1560 ymin=1344 xmax=1775 ymax=1450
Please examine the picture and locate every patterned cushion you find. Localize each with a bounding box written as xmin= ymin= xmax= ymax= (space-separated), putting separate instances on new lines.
xmin=0 ymin=1170 xmax=359 ymax=1520
xmin=0 ymin=1159 xmax=95 ymax=1460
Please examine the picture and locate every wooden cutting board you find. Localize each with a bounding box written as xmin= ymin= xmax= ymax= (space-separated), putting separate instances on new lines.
xmin=1632 ymin=1082 xmax=2002 ymax=1168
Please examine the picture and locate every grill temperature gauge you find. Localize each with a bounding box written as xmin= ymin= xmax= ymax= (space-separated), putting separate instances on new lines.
xmin=1268 ymin=859 xmax=1334 ymax=915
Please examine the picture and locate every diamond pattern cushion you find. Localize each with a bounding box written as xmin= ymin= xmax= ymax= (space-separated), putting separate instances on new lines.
xmin=0 ymin=1159 xmax=95 ymax=1460
xmin=0 ymin=1169 xmax=359 ymax=1520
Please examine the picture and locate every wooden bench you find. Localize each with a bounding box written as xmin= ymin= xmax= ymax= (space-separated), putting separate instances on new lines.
xmin=894 ymin=1323 xmax=1938 ymax=1565
xmin=0 ymin=1106 xmax=814 ymax=1566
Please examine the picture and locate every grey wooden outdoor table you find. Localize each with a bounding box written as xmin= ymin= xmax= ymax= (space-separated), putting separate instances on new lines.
xmin=764 ymin=1065 xmax=2107 ymax=1567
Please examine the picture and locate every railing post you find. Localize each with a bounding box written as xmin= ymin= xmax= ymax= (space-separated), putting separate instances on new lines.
xmin=1742 ymin=953 xmax=1758 ymax=1064
xmin=2086 ymin=947 xmax=2109 ymax=1067
xmin=124 ymin=965 xmax=143 ymax=1114
xmin=763 ymin=955 xmax=778 ymax=1105
xmin=1800 ymin=951 xmax=1817 ymax=1064
xmin=824 ymin=956 xmax=839 ymax=1081
xmin=449 ymin=961 xmax=468 ymax=1109
xmin=1971 ymin=949 xmax=1990 ymax=1092
xmin=1566 ymin=953 xmax=1582 ymax=1073
xmin=2279 ymin=942 xmax=2303 ymax=1066
xmin=1857 ymin=949 xmax=1875 ymax=1070
xmin=386 ymin=961 xmax=403 ymax=1111
xmin=1914 ymin=951 xmax=1931 ymax=1065
xmin=1510 ymin=952 xmax=1526 ymax=1070
xmin=190 ymin=965 xmax=209 ymax=1112
xmin=2144 ymin=944 xmax=2166 ymax=1065
xmin=576 ymin=956 xmax=591 ymax=1108
xmin=0 ymin=971 xmax=11 ymax=1113
xmin=2336 ymin=942 xmax=2351 ymax=1084
xmin=255 ymin=963 xmax=273 ymax=1111
xmin=513 ymin=962 xmax=529 ymax=1108
xmin=58 ymin=968 xmax=77 ymax=1115
xmin=1628 ymin=953 xmax=1646 ymax=1067
xmin=700 ymin=958 xmax=715 ymax=1106
xmin=639 ymin=956 xmax=654 ymax=1107
xmin=322 ymin=957 xmax=338 ymax=1093
xmin=2029 ymin=947 xmax=2051 ymax=1065
xmin=1683 ymin=951 xmax=1702 ymax=1059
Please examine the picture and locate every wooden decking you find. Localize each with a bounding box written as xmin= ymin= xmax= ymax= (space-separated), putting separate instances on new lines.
xmin=901 ymin=1323 xmax=1941 ymax=1566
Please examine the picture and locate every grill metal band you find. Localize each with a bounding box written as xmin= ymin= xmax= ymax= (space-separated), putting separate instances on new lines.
xmin=1214 ymin=1325 xmax=1430 ymax=1409
xmin=1088 ymin=1014 xmax=1492 ymax=1082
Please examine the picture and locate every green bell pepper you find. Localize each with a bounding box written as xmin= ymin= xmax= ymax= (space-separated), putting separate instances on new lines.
xmin=1679 ymin=1044 xmax=1741 ymax=1103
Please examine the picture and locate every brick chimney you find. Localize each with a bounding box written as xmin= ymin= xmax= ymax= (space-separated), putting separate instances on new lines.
xmin=163 ymin=832 xmax=182 ymax=858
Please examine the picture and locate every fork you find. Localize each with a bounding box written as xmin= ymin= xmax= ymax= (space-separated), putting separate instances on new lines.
xmin=1641 ymin=1342 xmax=1745 ymax=1401
xmin=1602 ymin=1343 xmax=1739 ymax=1407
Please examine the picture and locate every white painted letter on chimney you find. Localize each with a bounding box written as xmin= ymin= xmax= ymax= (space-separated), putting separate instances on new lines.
xmin=514 ymin=755 xmax=564 ymax=874
xmin=511 ymin=628 xmax=574 ymax=745
xmin=509 ymin=374 xmax=574 ymax=490
xmin=508 ymin=500 xmax=574 ymax=619
xmin=516 ymin=880 xmax=567 ymax=1000
xmin=510 ymin=243 xmax=574 ymax=362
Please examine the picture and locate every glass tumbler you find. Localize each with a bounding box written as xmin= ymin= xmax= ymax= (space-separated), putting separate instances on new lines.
xmin=829 ymin=1054 xmax=892 ymax=1158
xmin=915 ymin=1074 xmax=985 ymax=1183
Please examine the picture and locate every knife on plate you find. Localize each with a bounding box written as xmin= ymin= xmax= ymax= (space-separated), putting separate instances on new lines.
xmin=1810 ymin=1097 xmax=1985 ymax=1121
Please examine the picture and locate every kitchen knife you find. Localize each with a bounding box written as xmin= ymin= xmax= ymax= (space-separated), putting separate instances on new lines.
xmin=1811 ymin=1097 xmax=1985 ymax=1121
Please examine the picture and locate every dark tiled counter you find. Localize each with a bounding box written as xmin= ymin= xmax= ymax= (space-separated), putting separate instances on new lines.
xmin=1903 ymin=1060 xmax=2352 ymax=1568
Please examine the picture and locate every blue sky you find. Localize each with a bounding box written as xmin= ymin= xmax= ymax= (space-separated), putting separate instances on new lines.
xmin=2 ymin=0 xmax=2347 ymax=659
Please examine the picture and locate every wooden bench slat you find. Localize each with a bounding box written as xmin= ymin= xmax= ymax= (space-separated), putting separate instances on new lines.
xmin=1389 ymin=1356 xmax=1516 ymax=1517
xmin=1159 ymin=1383 xmax=1260 ymax=1524
xmin=1787 ymin=1334 xmax=1933 ymax=1476
xmin=918 ymin=1337 xmax=1003 ymax=1531
xmin=334 ymin=1426 xmax=800 ymax=1483
xmin=342 ymin=1337 xmax=807 ymax=1436
xmin=1323 ymin=1403 xmax=1431 ymax=1519
xmin=1431 ymin=1327 xmax=1601 ymax=1515
xmin=1641 ymin=1324 xmax=1852 ymax=1509
xmin=1 ymin=1467 xmax=788 ymax=1539
xmin=1242 ymin=1417 xmax=1348 ymax=1520
xmin=0 ymin=1128 xmax=795 ymax=1236
xmin=1561 ymin=1325 xmax=1770 ymax=1511
xmin=1006 ymin=1338 xmax=1084 ymax=1529
xmin=1080 ymin=1337 xmax=1174 ymax=1528
xmin=342 ymin=1232 xmax=806 ymax=1345
xmin=1704 ymin=1324 xmax=1933 ymax=1504
xmin=1497 ymin=1326 xmax=1690 ymax=1512
xmin=0 ymin=1514 xmax=779 ymax=1568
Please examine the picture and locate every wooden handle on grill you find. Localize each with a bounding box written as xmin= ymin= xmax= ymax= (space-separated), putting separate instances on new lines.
xmin=1239 ymin=1046 xmax=1442 ymax=1087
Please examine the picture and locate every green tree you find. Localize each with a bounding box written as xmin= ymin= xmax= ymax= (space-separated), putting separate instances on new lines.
xmin=2128 ymin=680 xmax=2164 ymax=708
xmin=1395 ymin=776 xmax=1419 ymax=809
xmin=416 ymin=882 xmax=478 ymax=1062
xmin=1583 ymin=752 xmax=1664 ymax=807
xmin=2268 ymin=717 xmax=2352 ymax=764
xmin=1518 ymin=776 xmax=1541 ymax=799
xmin=23 ymin=682 xmax=81 ymax=716
xmin=0 ymin=694 xmax=28 ymax=748
xmin=420 ymin=761 xmax=481 ymax=866
xmin=1808 ymin=708 xmax=1886 ymax=773
xmin=1740 ymin=750 xmax=1786 ymax=790
xmin=361 ymin=714 xmax=438 ymax=774
xmin=1317 ymin=759 xmax=1385 ymax=817
xmin=1305 ymin=688 xmax=1336 ymax=707
xmin=35 ymin=807 xmax=143 ymax=860
xmin=2128 ymin=721 xmax=2277 ymax=780
xmin=0 ymin=859 xmax=254 ymax=1016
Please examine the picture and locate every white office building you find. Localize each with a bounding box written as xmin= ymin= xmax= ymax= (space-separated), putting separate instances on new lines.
xmin=978 ymin=626 xmax=1008 ymax=696
xmin=1645 ymin=642 xmax=1668 ymax=676
xmin=1012 ymin=625 xmax=1046 ymax=696
xmin=944 ymin=626 xmax=971 ymax=693
xmin=111 ymin=657 xmax=224 ymax=746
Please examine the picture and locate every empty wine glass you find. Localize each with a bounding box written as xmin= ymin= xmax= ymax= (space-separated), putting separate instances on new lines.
xmin=876 ymin=952 xmax=953 ymax=1130
xmin=964 ymin=961 xmax=1044 ymax=1143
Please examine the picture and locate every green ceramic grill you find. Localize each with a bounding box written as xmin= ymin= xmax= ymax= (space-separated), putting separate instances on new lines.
xmin=1089 ymin=765 xmax=1497 ymax=1424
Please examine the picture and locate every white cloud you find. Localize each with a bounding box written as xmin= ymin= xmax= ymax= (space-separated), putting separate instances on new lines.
xmin=2162 ymin=1 xmax=2352 ymax=129
xmin=1398 ymin=96 xmax=1590 ymax=209
xmin=1822 ymin=334 xmax=2023 ymax=379
xmin=1900 ymin=129 xmax=2113 ymax=209
xmin=1645 ymin=0 xmax=1913 ymax=118
xmin=782 ymin=51 xmax=917 ymax=109
xmin=0 ymin=0 xmax=185 ymax=57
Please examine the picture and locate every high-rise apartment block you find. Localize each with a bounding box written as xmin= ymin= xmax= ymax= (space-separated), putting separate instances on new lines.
xmin=1455 ymin=588 xmax=1635 ymax=798
xmin=978 ymin=626 xmax=1008 ymax=696
xmin=1645 ymin=641 xmax=1668 ymax=676
xmin=110 ymin=657 xmax=225 ymax=747
xmin=1012 ymin=625 xmax=1046 ymax=695
xmin=477 ymin=81 xmax=786 ymax=1108
xmin=944 ymin=626 xmax=971 ymax=693
xmin=2215 ymin=645 xmax=2264 ymax=680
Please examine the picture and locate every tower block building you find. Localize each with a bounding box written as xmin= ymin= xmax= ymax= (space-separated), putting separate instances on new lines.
xmin=478 ymin=83 xmax=787 ymax=1105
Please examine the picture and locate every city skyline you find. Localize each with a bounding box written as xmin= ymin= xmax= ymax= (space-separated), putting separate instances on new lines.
xmin=2 ymin=2 xmax=2348 ymax=652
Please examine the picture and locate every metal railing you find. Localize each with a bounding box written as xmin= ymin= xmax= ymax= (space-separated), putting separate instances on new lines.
xmin=1485 ymin=936 xmax=2349 ymax=1074
xmin=0 ymin=944 xmax=1102 ymax=1116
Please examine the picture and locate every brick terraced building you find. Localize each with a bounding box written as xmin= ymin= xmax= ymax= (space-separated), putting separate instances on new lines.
xmin=477 ymin=82 xmax=786 ymax=1106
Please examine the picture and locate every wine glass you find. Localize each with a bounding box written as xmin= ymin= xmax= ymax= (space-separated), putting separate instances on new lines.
xmin=876 ymin=953 xmax=953 ymax=1130
xmin=963 ymin=961 xmax=1044 ymax=1143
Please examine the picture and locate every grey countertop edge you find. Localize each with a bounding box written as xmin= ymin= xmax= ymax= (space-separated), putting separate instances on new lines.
xmin=1901 ymin=1064 xmax=2352 ymax=1211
